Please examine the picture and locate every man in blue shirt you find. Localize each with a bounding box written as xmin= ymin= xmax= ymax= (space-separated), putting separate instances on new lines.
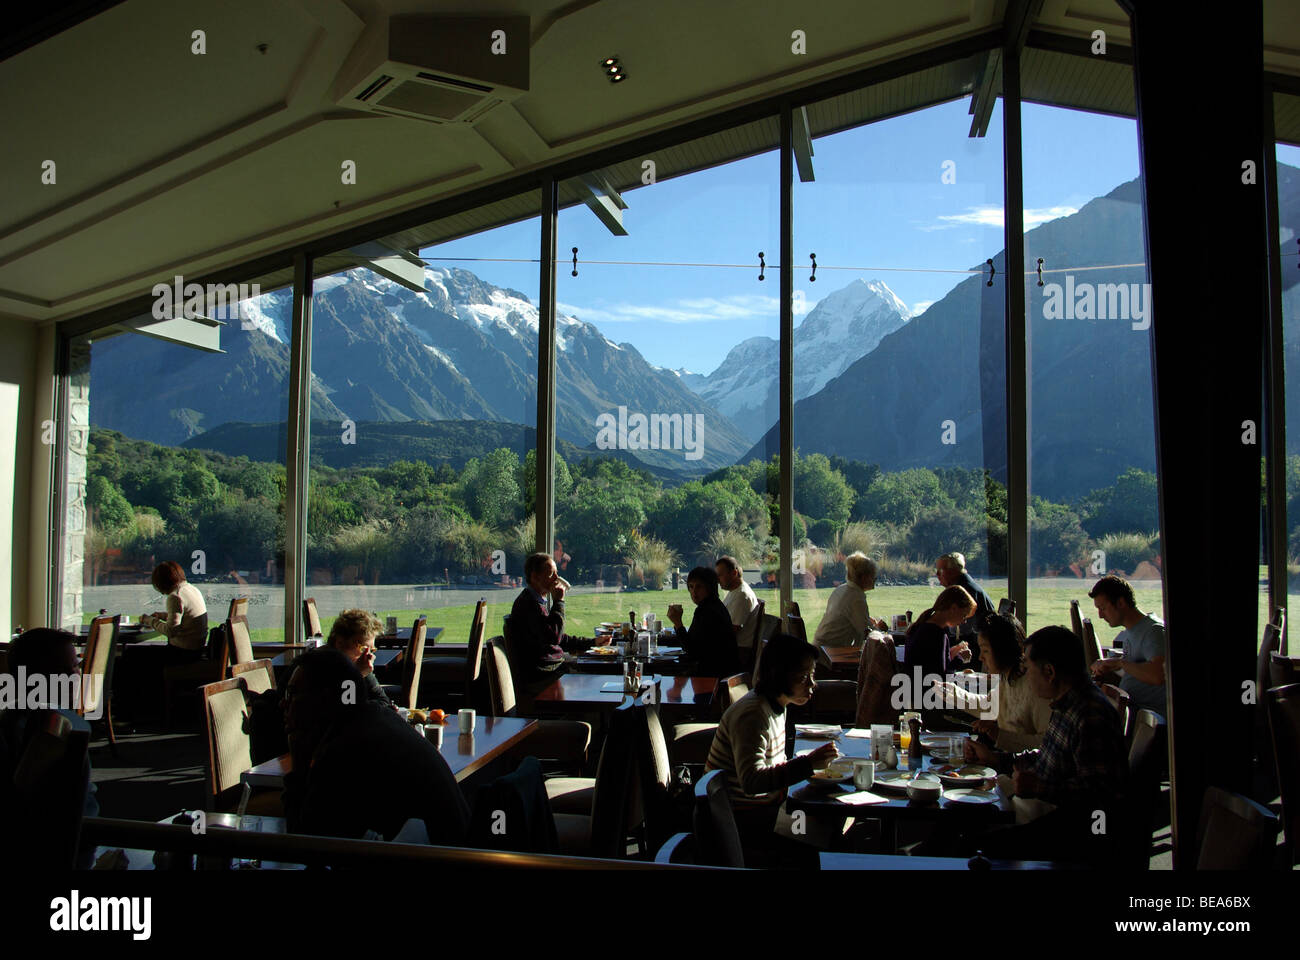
xmin=1088 ymin=575 xmax=1167 ymax=717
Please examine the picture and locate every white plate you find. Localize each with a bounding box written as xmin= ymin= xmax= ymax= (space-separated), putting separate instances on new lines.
xmin=809 ymin=759 xmax=857 ymax=785
xmin=943 ymin=788 xmax=1000 ymax=805
xmin=930 ymin=764 xmax=997 ymax=788
xmin=873 ymin=771 xmax=938 ymax=793
xmin=796 ymin=724 xmax=843 ymax=739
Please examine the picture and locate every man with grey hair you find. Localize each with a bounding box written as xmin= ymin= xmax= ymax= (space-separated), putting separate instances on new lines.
xmin=715 ymin=555 xmax=758 ymax=627
xmin=814 ymin=552 xmax=888 ymax=646
xmin=935 ymin=552 xmax=995 ymax=644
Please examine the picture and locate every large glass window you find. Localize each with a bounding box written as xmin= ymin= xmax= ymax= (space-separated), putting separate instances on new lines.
xmin=1022 ymin=99 xmax=1161 ymax=646
xmin=1274 ymin=134 xmax=1300 ymax=644
xmin=304 ymin=194 xmax=541 ymax=645
xmin=791 ymin=92 xmax=1008 ymax=641
xmin=554 ymin=129 xmax=780 ymax=634
xmin=68 ymin=281 xmax=290 ymax=638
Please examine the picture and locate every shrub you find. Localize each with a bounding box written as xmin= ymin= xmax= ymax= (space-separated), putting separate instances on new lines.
xmin=1096 ymin=531 xmax=1155 ymax=574
xmin=877 ymin=551 xmax=931 ymax=585
xmin=904 ymin=507 xmax=985 ymax=569
xmin=833 ymin=521 xmax=885 ymax=560
xmin=626 ymin=535 xmax=678 ymax=591
xmin=808 ymin=518 xmax=844 ymax=549
xmin=698 ymin=526 xmax=757 ymax=569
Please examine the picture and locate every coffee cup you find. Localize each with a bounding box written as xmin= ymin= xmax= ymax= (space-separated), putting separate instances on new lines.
xmin=853 ymin=759 xmax=877 ymax=791
xmin=457 ymin=708 xmax=475 ymax=734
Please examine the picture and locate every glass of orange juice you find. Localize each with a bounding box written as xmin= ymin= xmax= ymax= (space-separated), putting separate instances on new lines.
xmin=898 ymin=716 xmax=912 ymax=751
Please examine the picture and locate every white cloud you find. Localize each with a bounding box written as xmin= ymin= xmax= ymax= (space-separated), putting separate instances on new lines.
xmin=910 ymin=300 xmax=934 ymax=317
xmin=918 ymin=204 xmax=1078 ymax=231
xmin=556 ymin=293 xmax=785 ymax=326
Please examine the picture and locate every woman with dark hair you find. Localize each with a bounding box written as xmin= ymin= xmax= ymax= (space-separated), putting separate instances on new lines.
xmin=939 ymin=614 xmax=1053 ymax=759
xmin=142 ymin=560 xmax=208 ymax=662
xmin=705 ymin=634 xmax=838 ymax=846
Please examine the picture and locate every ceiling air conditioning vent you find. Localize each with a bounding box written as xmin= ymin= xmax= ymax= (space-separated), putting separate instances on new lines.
xmin=334 ymin=14 xmax=529 ymax=125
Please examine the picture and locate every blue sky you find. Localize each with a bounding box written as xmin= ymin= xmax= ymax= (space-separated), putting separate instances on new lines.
xmin=424 ymin=98 xmax=1142 ymax=374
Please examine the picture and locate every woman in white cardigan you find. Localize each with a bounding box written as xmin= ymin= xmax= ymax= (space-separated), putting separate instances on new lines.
xmin=812 ymin=552 xmax=889 ymax=646
xmin=942 ymin=613 xmax=1052 ymax=756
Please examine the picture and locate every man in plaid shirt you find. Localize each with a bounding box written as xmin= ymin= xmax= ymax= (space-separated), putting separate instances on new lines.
xmin=976 ymin=626 xmax=1129 ymax=862
xmin=1010 ymin=626 xmax=1128 ymax=806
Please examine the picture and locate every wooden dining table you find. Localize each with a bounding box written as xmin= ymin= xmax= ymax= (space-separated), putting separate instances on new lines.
xmin=241 ymin=715 xmax=537 ymax=789
xmin=785 ymin=729 xmax=1013 ymax=852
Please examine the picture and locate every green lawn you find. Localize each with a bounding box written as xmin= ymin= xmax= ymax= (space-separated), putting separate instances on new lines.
xmin=83 ymin=577 xmax=1277 ymax=651
xmin=314 ymin=580 xmax=1176 ymax=650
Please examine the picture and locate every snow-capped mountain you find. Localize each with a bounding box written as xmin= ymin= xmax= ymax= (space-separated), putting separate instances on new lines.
xmin=88 ymin=265 xmax=755 ymax=473
xmin=681 ymin=277 xmax=911 ymax=440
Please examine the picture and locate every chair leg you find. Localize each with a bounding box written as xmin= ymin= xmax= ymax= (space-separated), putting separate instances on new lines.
xmin=104 ymin=698 xmax=119 ymax=756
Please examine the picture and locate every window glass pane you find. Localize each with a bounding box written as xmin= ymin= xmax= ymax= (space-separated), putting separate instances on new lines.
xmin=305 ymin=194 xmax=540 ymax=647
xmin=1274 ymin=133 xmax=1300 ymax=649
xmin=1022 ymin=97 xmax=1163 ymax=646
xmin=70 ymin=280 xmax=290 ymax=638
xmin=555 ymin=128 xmax=780 ymax=637
xmin=792 ymin=89 xmax=1008 ymax=645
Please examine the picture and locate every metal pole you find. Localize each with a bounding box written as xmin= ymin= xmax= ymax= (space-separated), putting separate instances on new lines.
xmin=1262 ymin=88 xmax=1289 ymax=653
xmin=779 ymin=104 xmax=794 ymax=613
xmin=1001 ymin=46 xmax=1029 ymax=626
xmin=536 ymin=178 xmax=558 ymax=555
xmin=284 ymin=252 xmax=313 ymax=645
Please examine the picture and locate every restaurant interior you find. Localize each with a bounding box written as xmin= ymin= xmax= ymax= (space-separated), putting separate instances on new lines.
xmin=0 ymin=0 xmax=1298 ymax=879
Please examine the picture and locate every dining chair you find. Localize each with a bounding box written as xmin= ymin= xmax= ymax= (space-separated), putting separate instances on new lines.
xmin=854 ymin=630 xmax=900 ymax=727
xmin=420 ymin=599 xmax=485 ymax=708
xmin=786 ymin=614 xmax=808 ymax=644
xmin=231 ymin=658 xmax=275 ymax=695
xmin=9 ymin=711 xmax=91 ymax=869
xmin=654 ymin=831 xmax=696 ymax=865
xmin=1269 ymin=652 xmax=1299 ymax=690
xmin=735 ymin=599 xmax=764 ymax=680
xmin=1195 ymin=785 xmax=1281 ymax=869
xmin=397 ymin=615 xmax=427 ymax=708
xmin=1099 ymin=682 xmax=1134 ymax=744
xmin=227 ymin=597 xmax=249 ymax=622
xmin=200 ymin=675 xmax=280 ymax=815
xmin=794 ymin=679 xmax=857 ymax=726
xmin=481 ymin=639 xmax=592 ymax=785
xmin=1271 ymin=606 xmax=1287 ymax=655
xmin=227 ymin=615 xmax=255 ymax=669
xmin=302 ymin=597 xmax=323 ymax=642
xmin=1267 ymin=682 xmax=1300 ymax=866
xmin=1069 ymin=600 xmax=1084 ymax=641
xmin=79 ymin=614 xmax=119 ymax=754
xmin=164 ymin=621 xmax=230 ymax=730
xmin=1256 ymin=623 xmax=1283 ymax=778
xmin=998 ymin=598 xmax=1017 ymax=619
xmin=1125 ymin=709 xmax=1167 ymax=869
xmin=553 ymin=700 xmax=642 ymax=859
xmin=692 ymin=769 xmax=746 ymax=868
xmin=633 ymin=702 xmax=689 ymax=856
xmin=1081 ymin=618 xmax=1102 ymax=668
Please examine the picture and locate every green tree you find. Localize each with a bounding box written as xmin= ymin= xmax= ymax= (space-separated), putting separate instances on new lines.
xmin=1078 ymin=467 xmax=1158 ymax=538
xmin=1031 ymin=497 xmax=1089 ymax=573
xmin=557 ymin=482 xmax=647 ymax=569
xmin=858 ymin=469 xmax=955 ymax=527
xmin=793 ymin=452 xmax=855 ymax=525
xmin=461 ymin=448 xmax=522 ymax=529
xmin=87 ymin=474 xmax=134 ymax=533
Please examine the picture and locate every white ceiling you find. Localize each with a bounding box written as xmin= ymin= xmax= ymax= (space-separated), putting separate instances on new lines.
xmin=1 ymin=0 xmax=1298 ymax=326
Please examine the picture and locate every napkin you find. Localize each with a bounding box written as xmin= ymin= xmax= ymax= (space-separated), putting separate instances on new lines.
xmin=833 ymin=791 xmax=889 ymax=805
xmin=842 ymin=728 xmax=873 ymax=739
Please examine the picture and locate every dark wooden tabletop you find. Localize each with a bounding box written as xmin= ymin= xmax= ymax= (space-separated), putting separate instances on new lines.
xmin=819 ymin=851 xmax=1063 ymax=870
xmin=241 ymin=715 xmax=536 ymax=788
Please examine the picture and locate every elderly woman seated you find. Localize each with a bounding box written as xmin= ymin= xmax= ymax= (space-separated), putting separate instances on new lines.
xmin=813 ymin=552 xmax=888 ymax=646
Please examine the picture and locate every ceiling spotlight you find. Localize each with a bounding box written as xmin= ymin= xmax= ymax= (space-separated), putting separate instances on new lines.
xmin=600 ymin=56 xmax=626 ymax=83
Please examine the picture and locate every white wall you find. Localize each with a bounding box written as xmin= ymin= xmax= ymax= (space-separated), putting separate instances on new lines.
xmin=0 ymin=315 xmax=44 ymax=632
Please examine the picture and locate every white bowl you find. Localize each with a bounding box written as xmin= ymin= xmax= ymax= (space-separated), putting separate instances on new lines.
xmin=906 ymin=778 xmax=942 ymax=802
